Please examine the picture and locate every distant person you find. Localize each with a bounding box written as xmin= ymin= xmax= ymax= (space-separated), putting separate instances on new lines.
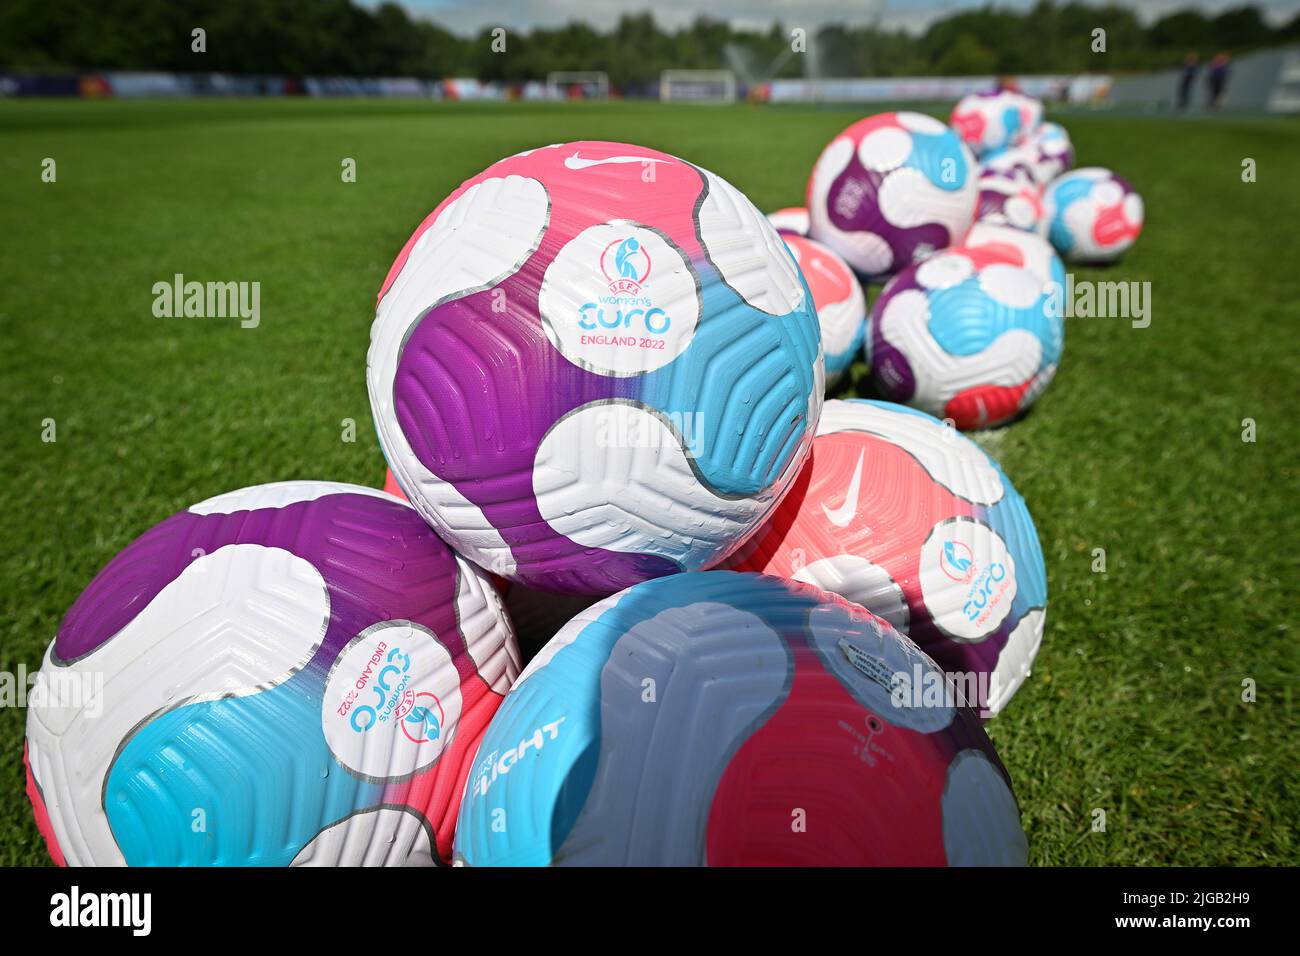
xmin=1178 ymin=53 xmax=1199 ymax=110
xmin=1207 ymin=53 xmax=1231 ymax=110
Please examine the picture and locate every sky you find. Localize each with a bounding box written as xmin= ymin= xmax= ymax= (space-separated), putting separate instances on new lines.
xmin=379 ymin=0 xmax=1300 ymax=36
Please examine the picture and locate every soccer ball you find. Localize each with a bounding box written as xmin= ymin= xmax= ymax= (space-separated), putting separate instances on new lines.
xmin=951 ymin=90 xmax=1043 ymax=157
xmin=24 ymin=481 xmax=520 ymax=866
xmin=1043 ymin=167 xmax=1144 ymax=263
xmin=782 ymin=234 xmax=866 ymax=388
xmin=1019 ymin=121 xmax=1074 ymax=183
xmin=767 ymin=206 xmax=810 ymax=237
xmin=728 ymin=400 xmax=1047 ymax=715
xmin=806 ymin=112 xmax=978 ymax=280
xmin=980 ymin=145 xmax=1038 ymax=184
xmin=868 ymin=244 xmax=1064 ymax=429
xmin=368 ymin=141 xmax=823 ymax=596
xmin=963 ymin=222 xmax=1067 ymax=292
xmin=975 ymin=171 xmax=1045 ymax=232
xmin=454 ymin=571 xmax=1028 ymax=866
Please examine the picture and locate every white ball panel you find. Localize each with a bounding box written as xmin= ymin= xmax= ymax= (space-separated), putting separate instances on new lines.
xmin=697 ymin=167 xmax=804 ymax=316
xmin=858 ymin=126 xmax=912 ymax=172
xmin=291 ymin=807 xmax=436 ymax=867
xmin=532 ymin=403 xmax=759 ymax=569
xmin=987 ymin=608 xmax=1045 ymax=716
xmin=794 ymin=554 xmax=910 ymax=633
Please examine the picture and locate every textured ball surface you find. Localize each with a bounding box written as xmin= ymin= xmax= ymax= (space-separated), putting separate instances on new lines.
xmin=767 ymin=206 xmax=810 ymax=237
xmin=868 ymin=244 xmax=1064 ymax=429
xmin=25 ymin=481 xmax=520 ymax=866
xmin=1043 ymin=167 xmax=1144 ymax=263
xmin=807 ymin=112 xmax=977 ymax=280
xmin=963 ymin=222 xmax=1067 ymax=292
xmin=729 ymin=400 xmax=1047 ymax=714
xmin=455 ymin=571 xmax=1028 ymax=866
xmin=783 ymin=234 xmax=866 ymax=388
xmin=975 ymin=171 xmax=1045 ymax=232
xmin=369 ymin=141 xmax=823 ymax=595
xmin=951 ymin=90 xmax=1043 ymax=157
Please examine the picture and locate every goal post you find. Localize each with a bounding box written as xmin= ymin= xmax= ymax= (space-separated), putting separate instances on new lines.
xmin=546 ymin=71 xmax=610 ymax=101
xmin=660 ymin=69 xmax=737 ymax=104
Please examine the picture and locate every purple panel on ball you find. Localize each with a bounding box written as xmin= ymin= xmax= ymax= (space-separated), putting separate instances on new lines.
xmin=392 ymin=276 xmax=679 ymax=594
xmin=827 ymin=153 xmax=953 ymax=272
xmin=54 ymin=493 xmax=468 ymax=669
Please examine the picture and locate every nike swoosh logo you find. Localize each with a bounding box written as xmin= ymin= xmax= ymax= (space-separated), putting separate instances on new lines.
xmin=564 ymin=152 xmax=670 ymax=170
xmin=822 ymin=450 xmax=865 ymax=528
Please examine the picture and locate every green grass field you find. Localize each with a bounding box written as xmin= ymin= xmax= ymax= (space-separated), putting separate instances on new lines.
xmin=0 ymin=99 xmax=1296 ymax=866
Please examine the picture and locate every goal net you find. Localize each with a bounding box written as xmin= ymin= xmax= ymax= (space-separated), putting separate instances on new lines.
xmin=660 ymin=70 xmax=737 ymax=104
xmin=546 ymin=71 xmax=610 ymax=101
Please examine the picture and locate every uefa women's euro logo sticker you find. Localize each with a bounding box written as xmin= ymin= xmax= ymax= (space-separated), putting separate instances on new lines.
xmin=397 ymin=691 xmax=444 ymax=745
xmin=601 ymin=236 xmax=652 ymax=295
xmin=323 ymin=622 xmax=462 ymax=781
xmin=538 ymin=222 xmax=701 ymax=376
xmin=921 ymin=517 xmax=1017 ymax=642
xmin=940 ymin=539 xmax=976 ymax=582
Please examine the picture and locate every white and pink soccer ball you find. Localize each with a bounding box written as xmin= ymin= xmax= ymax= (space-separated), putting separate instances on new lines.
xmin=975 ymin=171 xmax=1045 ymax=233
xmin=729 ymin=399 xmax=1048 ymax=716
xmin=782 ymin=234 xmax=866 ymax=387
xmin=951 ymin=90 xmax=1043 ymax=157
xmin=368 ymin=141 xmax=823 ymax=596
xmin=868 ymin=244 xmax=1064 ymax=430
xmin=1043 ymin=167 xmax=1144 ymax=263
xmin=807 ymin=112 xmax=978 ymax=281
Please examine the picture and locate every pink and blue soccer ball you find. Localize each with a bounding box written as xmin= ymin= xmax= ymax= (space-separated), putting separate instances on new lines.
xmin=1043 ymin=167 xmax=1144 ymax=263
xmin=1019 ymin=121 xmax=1074 ymax=183
xmin=24 ymin=482 xmax=520 ymax=866
xmin=728 ymin=399 xmax=1048 ymax=716
xmin=454 ymin=571 xmax=1028 ymax=866
xmin=975 ymin=171 xmax=1045 ymax=233
xmin=806 ymin=112 xmax=978 ymax=281
xmin=951 ymin=90 xmax=1043 ymax=157
xmin=368 ymin=141 xmax=823 ymax=596
xmin=869 ymin=244 xmax=1064 ymax=430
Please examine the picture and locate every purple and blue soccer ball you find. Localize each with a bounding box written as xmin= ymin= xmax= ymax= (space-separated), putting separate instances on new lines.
xmin=807 ymin=111 xmax=978 ymax=281
xmin=868 ymin=244 xmax=1064 ymax=430
xmin=24 ymin=481 xmax=519 ymax=866
xmin=368 ymin=142 xmax=823 ymax=596
xmin=1043 ymin=167 xmax=1145 ymax=264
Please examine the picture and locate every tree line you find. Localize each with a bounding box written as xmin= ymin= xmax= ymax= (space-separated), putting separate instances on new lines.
xmin=3 ymin=0 xmax=1298 ymax=85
